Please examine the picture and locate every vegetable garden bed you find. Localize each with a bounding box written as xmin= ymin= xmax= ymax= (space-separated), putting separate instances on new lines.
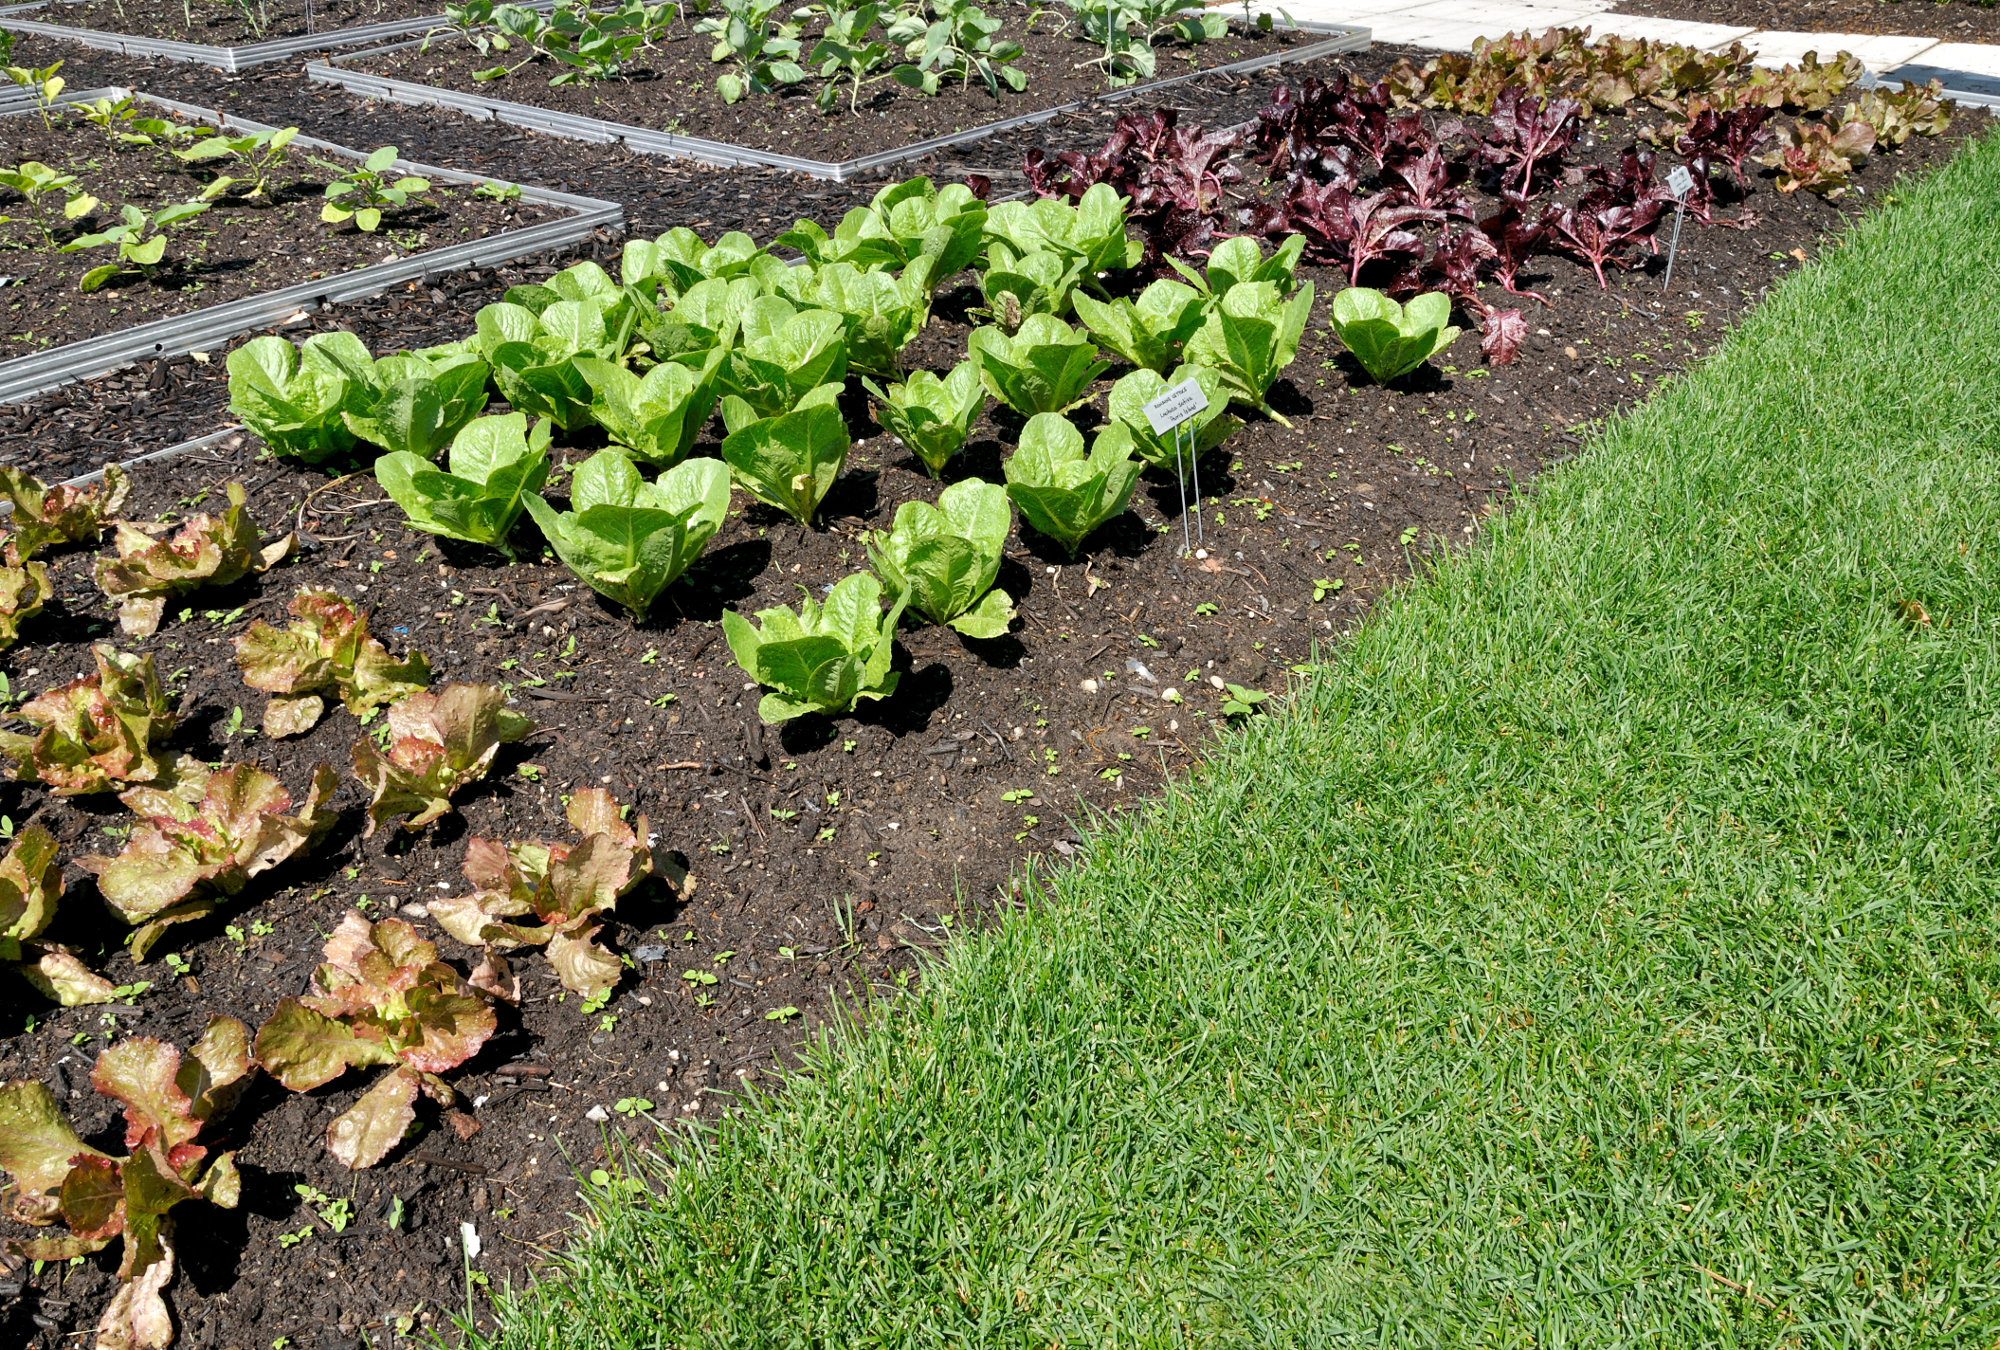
xmin=314 ymin=6 xmax=1366 ymax=178
xmin=0 ymin=0 xmax=560 ymax=72
xmin=0 ymin=23 xmax=1981 ymax=1350
xmin=0 ymin=88 xmax=619 ymax=404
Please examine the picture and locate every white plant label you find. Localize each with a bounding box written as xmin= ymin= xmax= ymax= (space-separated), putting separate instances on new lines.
xmin=1666 ymin=165 xmax=1696 ymax=200
xmin=1141 ymin=378 xmax=1209 ymax=436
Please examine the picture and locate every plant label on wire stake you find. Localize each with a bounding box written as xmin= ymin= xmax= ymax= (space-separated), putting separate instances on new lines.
xmin=1142 ymin=378 xmax=1209 ymax=551
xmin=1662 ymin=165 xmax=1695 ymax=290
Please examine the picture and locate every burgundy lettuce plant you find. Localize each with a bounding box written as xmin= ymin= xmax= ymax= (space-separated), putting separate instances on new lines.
xmin=350 ymin=682 xmax=535 ymax=835
xmin=93 ymin=483 xmax=296 ymax=639
xmin=0 ymin=646 xmax=179 ymax=796
xmin=235 ymin=586 xmax=432 ymax=738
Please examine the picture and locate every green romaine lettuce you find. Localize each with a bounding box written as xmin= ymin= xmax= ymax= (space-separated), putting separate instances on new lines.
xmin=1002 ymin=412 xmax=1139 ymax=557
xmin=976 ymin=247 xmax=1086 ymax=333
xmin=983 ymin=183 xmax=1142 ymax=280
xmin=717 ymin=296 xmax=849 ymax=417
xmin=1072 ymin=278 xmax=1206 ymax=374
xmin=1184 ymin=279 xmax=1316 ymax=426
xmin=722 ymin=572 xmax=908 ymax=724
xmin=524 ymin=451 xmax=732 ymax=617
xmin=1168 ymin=234 xmax=1307 ymax=306
xmin=621 ymin=227 xmax=768 ymax=297
xmin=968 ymin=314 xmax=1109 ymax=416
xmin=503 ymin=259 xmax=625 ymax=315
xmin=633 ymin=275 xmax=756 ymax=366
xmin=376 ymin=413 xmax=551 ymax=550
xmin=1326 ymin=286 xmax=1460 ymax=385
xmin=719 ymin=383 xmax=850 ymax=525
xmin=574 ymin=349 xmax=728 ymax=468
xmin=1104 ymin=365 xmax=1239 ymax=467
xmin=226 ymin=331 xmax=371 ymax=462
xmin=340 ymin=350 xmax=491 ymax=461
xmin=861 ymin=358 xmax=984 ymax=478
xmin=469 ymin=298 xmax=635 ymax=432
xmin=808 ymin=259 xmax=934 ymax=380
xmin=865 ymin=478 xmax=1015 ymax=638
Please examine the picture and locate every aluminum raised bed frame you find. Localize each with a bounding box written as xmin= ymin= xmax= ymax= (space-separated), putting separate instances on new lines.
xmin=0 ymin=87 xmax=622 ymax=407
xmin=0 ymin=0 xmax=558 ymax=72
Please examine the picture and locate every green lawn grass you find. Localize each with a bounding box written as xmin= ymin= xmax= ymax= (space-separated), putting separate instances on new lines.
xmin=478 ymin=128 xmax=2000 ymax=1348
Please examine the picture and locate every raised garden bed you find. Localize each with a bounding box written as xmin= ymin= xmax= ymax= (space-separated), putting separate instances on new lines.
xmin=314 ymin=8 xmax=1367 ymax=179
xmin=0 ymin=27 xmax=1980 ymax=1350
xmin=0 ymin=0 xmax=558 ymax=71
xmin=0 ymin=87 xmax=619 ymax=404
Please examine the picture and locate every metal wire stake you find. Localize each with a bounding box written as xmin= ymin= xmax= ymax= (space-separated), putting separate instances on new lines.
xmin=1188 ymin=420 xmax=1204 ymax=546
xmin=1662 ymin=199 xmax=1686 ymax=290
xmin=1176 ymin=432 xmax=1191 ymax=555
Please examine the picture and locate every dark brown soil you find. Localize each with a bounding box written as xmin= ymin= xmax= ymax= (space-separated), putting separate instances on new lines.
xmin=0 ymin=28 xmax=1980 ymax=1350
xmin=1609 ymin=0 xmax=2000 ymax=45
xmin=0 ymin=107 xmax=557 ymax=350
xmin=19 ymin=0 xmax=463 ymax=46
xmin=353 ymin=15 xmax=1313 ymax=161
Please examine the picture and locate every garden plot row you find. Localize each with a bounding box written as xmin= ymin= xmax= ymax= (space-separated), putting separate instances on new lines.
xmin=0 ymin=21 xmax=1978 ymax=1350
xmin=0 ymin=87 xmax=618 ymax=403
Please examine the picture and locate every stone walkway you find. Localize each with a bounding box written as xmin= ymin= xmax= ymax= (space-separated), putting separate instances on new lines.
xmin=1270 ymin=0 xmax=2000 ymax=102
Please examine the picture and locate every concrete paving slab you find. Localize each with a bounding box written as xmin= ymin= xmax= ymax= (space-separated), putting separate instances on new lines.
xmin=1891 ymin=40 xmax=2000 ymax=79
xmin=1583 ymin=13 xmax=1757 ymax=47
xmin=1736 ymin=29 xmax=1937 ymax=71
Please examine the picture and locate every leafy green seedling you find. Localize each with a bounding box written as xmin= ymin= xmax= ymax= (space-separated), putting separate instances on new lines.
xmin=1220 ymin=683 xmax=1267 ymax=717
xmin=1185 ymin=280 xmax=1316 ymax=425
xmin=864 ymin=478 xmax=1016 ymax=638
xmin=376 ymin=414 xmax=553 ymax=551
xmin=1072 ymin=278 xmax=1206 ymax=374
xmin=723 ymin=573 xmax=907 ymax=724
xmin=61 ymin=201 xmax=211 ymax=293
xmin=1003 ymin=413 xmax=1140 ymax=557
xmin=318 ymin=146 xmax=430 ymax=232
xmin=969 ymin=314 xmax=1109 ymax=416
xmin=526 ymin=451 xmax=731 ymax=618
xmin=0 ymin=161 xmax=97 ymax=244
xmin=1102 ymin=365 xmax=1240 ymax=468
xmin=1327 ymin=287 xmax=1460 ymax=386
xmin=718 ymin=383 xmax=850 ymax=526
xmin=862 ymin=360 xmax=985 ymax=478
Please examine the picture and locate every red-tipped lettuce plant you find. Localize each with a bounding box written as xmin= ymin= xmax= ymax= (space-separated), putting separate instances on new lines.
xmin=0 ymin=1018 xmax=252 ymax=1350
xmin=93 ymin=483 xmax=296 ymax=638
xmin=0 ymin=646 xmax=179 ymax=795
xmin=254 ymin=913 xmax=496 ymax=1168
xmin=79 ymin=762 xmax=340 ymax=961
xmin=351 ymin=683 xmax=535 ymax=835
xmin=428 ymin=788 xmax=655 ymax=1000
xmin=235 ymin=587 xmax=432 ymax=738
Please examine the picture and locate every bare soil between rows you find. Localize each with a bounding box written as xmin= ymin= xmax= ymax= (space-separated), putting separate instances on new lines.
xmin=0 ymin=107 xmax=560 ymax=350
xmin=1609 ymin=0 xmax=2000 ymax=45
xmin=15 ymin=0 xmax=467 ymax=47
xmin=349 ymin=16 xmax=1314 ymax=161
xmin=0 ymin=33 xmax=1980 ymax=1350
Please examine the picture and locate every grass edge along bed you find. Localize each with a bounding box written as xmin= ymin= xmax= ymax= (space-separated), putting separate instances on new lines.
xmin=472 ymin=125 xmax=2000 ymax=1345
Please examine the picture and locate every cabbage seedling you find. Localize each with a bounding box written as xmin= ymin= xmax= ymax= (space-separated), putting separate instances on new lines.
xmin=1326 ymin=287 xmax=1459 ymax=386
xmin=865 ymin=478 xmax=1016 ymax=638
xmin=1003 ymin=413 xmax=1140 ymax=557
xmin=525 ymin=451 xmax=732 ymax=617
xmin=723 ymin=572 xmax=908 ymax=724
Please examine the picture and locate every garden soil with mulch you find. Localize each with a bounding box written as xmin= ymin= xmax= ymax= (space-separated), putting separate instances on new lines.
xmin=1609 ymin=0 xmax=2000 ymax=45
xmin=348 ymin=16 xmax=1315 ymax=162
xmin=0 ymin=31 xmax=1981 ymax=1350
xmin=18 ymin=0 xmax=475 ymax=46
xmin=0 ymin=109 xmax=558 ymax=349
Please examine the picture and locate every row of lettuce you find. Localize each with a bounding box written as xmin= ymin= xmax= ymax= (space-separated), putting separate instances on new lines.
xmin=225 ymin=175 xmax=1353 ymax=723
